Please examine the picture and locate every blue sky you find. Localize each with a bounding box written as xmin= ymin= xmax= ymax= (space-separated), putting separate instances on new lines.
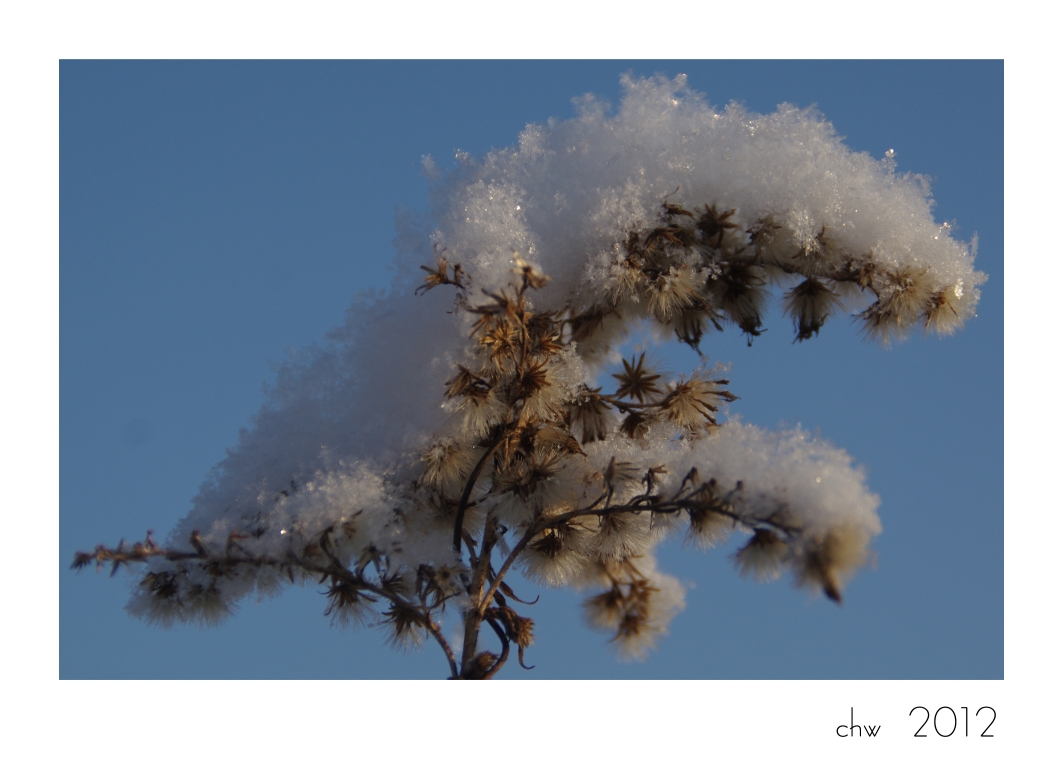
xmin=60 ymin=61 xmax=1002 ymax=679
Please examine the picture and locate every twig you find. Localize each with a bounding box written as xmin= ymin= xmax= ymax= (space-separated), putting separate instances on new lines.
xmin=453 ymin=431 xmax=506 ymax=552
xmin=482 ymin=617 xmax=511 ymax=679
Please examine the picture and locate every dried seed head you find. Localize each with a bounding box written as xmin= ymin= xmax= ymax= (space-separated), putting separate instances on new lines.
xmin=923 ymin=281 xmax=974 ymax=336
xmin=495 ymin=447 xmax=566 ymax=500
xmin=619 ymin=410 xmax=655 ymax=440
xmin=793 ymin=524 xmax=873 ymax=604
xmin=733 ymin=528 xmax=789 ymax=582
xmin=491 ymin=605 xmax=536 ymax=649
xmin=518 ymin=359 xmax=568 ymax=423
xmin=567 ymin=387 xmax=615 ymax=444
xmin=492 ymin=446 xmax=579 ymax=526
xmin=670 ymin=296 xmax=723 ymax=352
xmin=592 ymin=511 xmax=654 ymax=562
xmin=134 ymin=569 xmax=233 ymax=628
xmin=527 ymin=317 xmax=565 ymax=358
xmin=696 ymin=204 xmax=739 ymax=248
xmin=445 ymin=365 xmax=490 ymax=400
xmin=612 ymin=353 xmax=664 ymax=404
xmin=420 ymin=439 xmax=478 ymax=500
xmin=646 ymin=266 xmax=702 ymax=323
xmin=661 ymin=198 xmax=694 ymax=220
xmin=532 ymin=423 xmax=584 ymax=456
xmin=382 ymin=603 xmax=428 ymax=650
xmin=682 ymin=477 xmax=738 ymax=548
xmin=710 ymin=262 xmax=768 ymax=340
xmin=513 ymin=253 xmax=551 ymax=290
xmin=458 ymin=387 xmax=508 ymax=438
xmin=661 ymin=373 xmax=737 ymax=432
xmin=466 ymin=651 xmax=499 ymax=679
xmin=783 ymin=277 xmax=842 ymax=342
xmin=478 ymin=319 xmax=520 ymax=370
xmin=609 ymin=570 xmax=686 ymax=661
xmin=859 ymin=267 xmax=935 ymax=345
xmin=583 ymin=586 xmax=627 ymax=630
xmin=602 ymin=456 xmax=640 ymax=494
xmin=747 ymin=216 xmax=783 ymax=257
xmin=788 ymin=225 xmax=846 ymax=277
xmin=603 ymin=255 xmax=645 ymax=303
xmin=521 ymin=521 xmax=592 ymax=586
xmin=416 ymin=250 xmax=466 ymax=294
xmin=324 ymin=578 xmax=375 ymax=628
xmin=686 ymin=507 xmax=733 ymax=548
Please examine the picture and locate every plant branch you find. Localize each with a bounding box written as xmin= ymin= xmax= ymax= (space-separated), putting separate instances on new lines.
xmin=426 ymin=618 xmax=459 ymax=679
xmin=453 ymin=430 xmax=506 ymax=552
xmin=460 ymin=512 xmax=500 ymax=676
xmin=482 ymin=617 xmax=510 ymax=679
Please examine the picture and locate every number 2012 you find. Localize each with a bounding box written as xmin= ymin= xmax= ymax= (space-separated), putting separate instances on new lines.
xmin=909 ymin=706 xmax=996 ymax=737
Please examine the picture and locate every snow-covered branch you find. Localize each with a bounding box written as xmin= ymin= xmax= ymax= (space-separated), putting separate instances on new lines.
xmin=73 ymin=74 xmax=983 ymax=678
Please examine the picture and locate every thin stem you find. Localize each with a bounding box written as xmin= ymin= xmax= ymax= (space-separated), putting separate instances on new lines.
xmin=482 ymin=617 xmax=510 ymax=680
xmin=476 ymin=523 xmax=539 ymax=615
xmin=460 ymin=514 xmax=500 ymax=676
xmin=543 ymin=494 xmax=801 ymax=538
xmin=426 ymin=618 xmax=459 ymax=679
xmin=598 ymin=394 xmax=661 ymax=412
xmin=462 ymin=531 xmax=480 ymax=570
xmin=453 ymin=431 xmax=505 ymax=552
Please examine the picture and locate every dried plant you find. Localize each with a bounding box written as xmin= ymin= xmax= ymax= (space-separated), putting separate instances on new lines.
xmin=73 ymin=76 xmax=984 ymax=678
